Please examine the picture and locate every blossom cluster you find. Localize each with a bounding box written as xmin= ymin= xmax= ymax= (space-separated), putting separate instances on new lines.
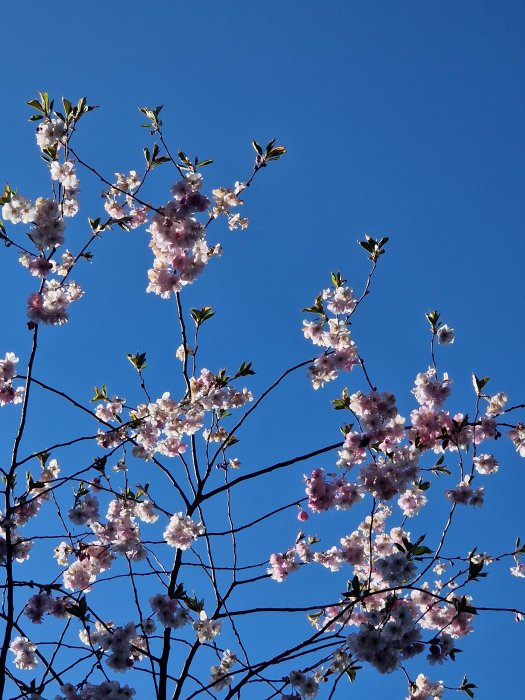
xmin=52 ymin=480 xmax=211 ymax=597
xmin=163 ymin=512 xmax=204 ymax=549
xmin=103 ymin=170 xmax=148 ymax=229
xmin=145 ymin=172 xmax=216 ymax=297
xmin=0 ymin=521 xmax=32 ymax=563
xmin=210 ymin=182 xmax=248 ymax=229
xmin=27 ymin=278 xmax=84 ymax=325
xmin=134 ymin=376 xmax=250 ymax=457
xmin=0 ymin=108 xmax=88 ymax=327
xmin=56 ymin=681 xmax=135 ymax=700
xmin=303 ymin=320 xmax=358 ymax=389
xmin=406 ymin=674 xmax=444 ymax=700
xmin=347 ymin=603 xmax=423 ymax=673
xmin=79 ymin=621 xmax=146 ymax=672
xmin=0 ymin=352 xmax=23 ymax=406
xmin=9 ymin=636 xmax=38 ymax=670
xmin=3 ymin=191 xmax=84 ymax=325
xmin=58 ymin=497 xmax=152 ymax=592
xmin=23 ymin=592 xmax=69 ymax=623
xmin=93 ymin=367 xmax=252 ymax=460
xmin=288 ymin=670 xmax=321 ymax=699
xmin=209 ymin=649 xmax=237 ymax=690
xmin=304 ymin=468 xmax=364 ymax=513
xmin=302 ymin=283 xmax=359 ymax=389
xmin=193 ymin=610 xmax=222 ymax=643
xmin=149 ymin=593 xmax=191 ymax=629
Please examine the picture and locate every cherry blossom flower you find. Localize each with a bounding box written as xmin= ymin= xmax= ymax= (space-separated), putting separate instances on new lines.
xmin=163 ymin=512 xmax=204 ymax=549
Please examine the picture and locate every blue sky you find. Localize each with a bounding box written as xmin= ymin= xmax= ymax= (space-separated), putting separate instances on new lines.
xmin=1 ymin=2 xmax=524 ymax=699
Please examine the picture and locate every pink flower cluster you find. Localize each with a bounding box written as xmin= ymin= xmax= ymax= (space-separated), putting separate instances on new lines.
xmin=347 ymin=602 xmax=423 ymax=674
xmin=288 ymin=670 xmax=320 ymax=698
xmin=304 ymin=468 xmax=364 ymax=513
xmin=68 ymin=493 xmax=100 ymax=525
xmin=24 ymin=592 xmax=69 ymax=623
xmin=80 ymin=621 xmax=145 ymax=673
xmin=193 ymin=610 xmax=222 ymax=642
xmin=36 ymin=118 xmax=65 ymax=150
xmin=302 ymin=282 xmax=360 ymax=389
xmin=20 ymin=249 xmax=75 ymax=278
xmin=49 ymin=160 xmax=80 ymax=216
xmin=2 ymin=193 xmax=35 ymax=224
xmin=60 ymin=496 xmax=153 ymax=591
xmin=163 ymin=512 xmax=204 ymax=549
xmin=9 ymin=636 xmax=38 ymax=670
xmin=303 ymin=318 xmax=358 ymax=389
xmin=29 ymin=198 xmax=66 ymax=250
xmin=267 ymin=551 xmax=300 ymax=582
xmin=146 ymin=173 xmax=219 ymax=297
xmin=27 ymin=279 xmax=84 ymax=325
xmin=360 ymin=449 xmax=420 ymax=501
xmin=210 ymin=649 xmax=237 ymax=691
xmin=350 ymin=389 xmax=405 ymax=449
xmin=509 ymin=423 xmax=525 ymax=457
xmin=149 ymin=593 xmax=191 ymax=629
xmin=129 ymin=370 xmax=252 ymax=459
xmin=0 ymin=521 xmax=32 ymax=563
xmin=0 ymin=352 xmax=23 ymax=406
xmin=406 ymin=674 xmax=444 ymax=700
xmin=412 ymin=588 xmax=475 ymax=638
xmin=92 ymin=499 xmax=147 ymax=561
xmin=211 ymin=182 xmax=248 ymax=229
xmin=103 ymin=171 xmax=148 ymax=229
xmin=446 ymin=477 xmax=484 ymax=507
xmin=57 ymin=681 xmax=135 ymax=700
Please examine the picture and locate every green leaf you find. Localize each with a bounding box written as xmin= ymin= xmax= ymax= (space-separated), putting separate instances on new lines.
xmin=331 ymin=271 xmax=345 ymax=288
xmin=472 ymin=374 xmax=490 ymax=395
xmin=467 ymin=558 xmax=487 ymax=582
xmin=266 ymin=146 xmax=286 ymax=161
xmin=345 ymin=667 xmax=359 ymax=682
xmin=426 ymin=309 xmax=440 ymax=331
xmin=127 ymin=352 xmax=147 ymax=371
xmin=184 ymin=595 xmax=204 ymax=613
xmin=224 ymin=434 xmax=239 ymax=448
xmin=359 ymin=239 xmax=374 ymax=253
xmin=91 ymin=385 xmax=108 ymax=402
xmin=151 ymin=156 xmax=171 ymax=168
xmin=38 ymin=91 xmax=50 ymax=112
xmin=93 ymin=456 xmax=107 ymax=473
xmin=459 ymin=675 xmax=477 ymax=698
xmin=62 ymin=97 xmax=72 ymax=117
xmin=332 ymin=388 xmax=350 ymax=410
xmin=65 ymin=595 xmax=88 ymax=621
xmin=235 ymin=361 xmax=255 ymax=378
xmin=412 ymin=545 xmax=432 ymax=556
xmin=178 ymin=150 xmax=192 ymax=167
xmin=173 ymin=583 xmax=186 ymax=599
xmin=191 ymin=306 xmax=215 ymax=327
xmin=454 ymin=596 xmax=477 ymax=615
xmin=302 ymin=293 xmax=326 ymax=317
xmin=307 ymin=611 xmax=323 ymax=625
xmin=26 ymin=98 xmax=44 ymax=112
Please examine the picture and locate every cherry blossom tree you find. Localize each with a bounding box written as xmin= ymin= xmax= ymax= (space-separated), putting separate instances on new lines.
xmin=1 ymin=93 xmax=524 ymax=700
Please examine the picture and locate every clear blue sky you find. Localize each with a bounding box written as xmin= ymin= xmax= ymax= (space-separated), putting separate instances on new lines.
xmin=1 ymin=2 xmax=524 ymax=699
